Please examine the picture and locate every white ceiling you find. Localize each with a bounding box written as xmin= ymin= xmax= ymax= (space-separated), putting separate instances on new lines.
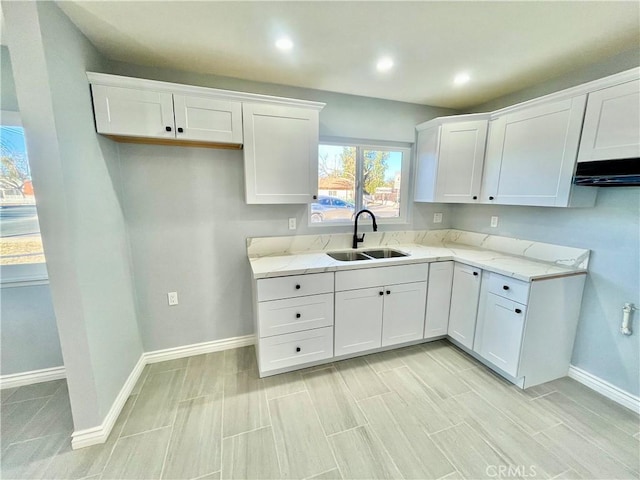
xmin=55 ymin=1 xmax=640 ymax=109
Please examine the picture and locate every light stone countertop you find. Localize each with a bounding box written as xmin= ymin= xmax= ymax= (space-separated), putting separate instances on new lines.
xmin=247 ymin=229 xmax=590 ymax=282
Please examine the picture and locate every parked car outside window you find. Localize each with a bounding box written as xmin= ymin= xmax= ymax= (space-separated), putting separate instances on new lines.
xmin=310 ymin=195 xmax=355 ymax=223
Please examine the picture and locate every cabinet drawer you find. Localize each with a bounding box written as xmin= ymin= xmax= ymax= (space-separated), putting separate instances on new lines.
xmin=258 ymin=293 xmax=334 ymax=338
xmin=335 ymin=263 xmax=429 ymax=291
xmin=259 ymin=327 xmax=333 ymax=373
xmin=487 ymin=272 xmax=529 ymax=305
xmin=257 ymin=272 xmax=334 ymax=301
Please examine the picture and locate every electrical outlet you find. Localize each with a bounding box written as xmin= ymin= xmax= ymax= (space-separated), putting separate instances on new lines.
xmin=433 ymin=212 xmax=443 ymax=224
xmin=167 ymin=291 xmax=178 ymax=306
xmin=490 ymin=216 xmax=499 ymax=228
xmin=288 ymin=217 xmax=297 ymax=230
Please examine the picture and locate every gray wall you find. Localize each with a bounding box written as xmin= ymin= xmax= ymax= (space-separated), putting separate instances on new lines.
xmin=1 ymin=285 xmax=63 ymax=375
xmin=107 ymin=61 xmax=456 ymax=351
xmin=0 ymin=45 xmax=63 ymax=376
xmin=3 ymin=2 xmax=143 ymax=429
xmin=456 ymin=51 xmax=640 ymax=396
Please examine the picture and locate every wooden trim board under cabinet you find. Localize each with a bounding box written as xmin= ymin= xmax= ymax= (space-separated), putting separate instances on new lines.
xmin=104 ymin=134 xmax=244 ymax=150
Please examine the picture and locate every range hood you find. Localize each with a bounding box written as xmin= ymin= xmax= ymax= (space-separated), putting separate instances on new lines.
xmin=573 ymin=158 xmax=640 ymax=187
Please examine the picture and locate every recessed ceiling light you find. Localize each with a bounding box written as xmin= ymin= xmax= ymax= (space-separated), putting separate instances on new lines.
xmin=275 ymin=37 xmax=293 ymax=51
xmin=376 ymin=57 xmax=394 ymax=72
xmin=454 ymin=72 xmax=471 ymax=85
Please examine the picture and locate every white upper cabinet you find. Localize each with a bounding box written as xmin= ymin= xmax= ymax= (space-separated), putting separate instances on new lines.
xmin=415 ymin=115 xmax=488 ymax=203
xmin=91 ymin=85 xmax=176 ymax=140
xmin=481 ymin=95 xmax=590 ymax=207
xmin=578 ymin=79 xmax=640 ymax=162
xmin=173 ymin=95 xmax=242 ymax=144
xmin=243 ymin=103 xmax=320 ymax=204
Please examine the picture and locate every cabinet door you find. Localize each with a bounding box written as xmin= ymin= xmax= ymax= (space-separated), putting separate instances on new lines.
xmin=424 ymin=261 xmax=454 ymax=339
xmin=335 ymin=287 xmax=383 ymax=356
xmin=243 ymin=103 xmax=319 ymax=204
xmin=447 ymin=263 xmax=481 ymax=349
xmin=173 ymin=95 xmax=243 ymax=144
xmin=91 ymin=85 xmax=175 ymax=139
xmin=482 ymin=95 xmax=586 ymax=206
xmin=475 ymin=293 xmax=526 ymax=377
xmin=435 ymin=120 xmax=488 ymax=203
xmin=578 ymin=79 xmax=640 ymax=162
xmin=381 ymin=281 xmax=427 ymax=347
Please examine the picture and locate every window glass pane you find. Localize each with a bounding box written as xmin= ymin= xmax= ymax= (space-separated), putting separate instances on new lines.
xmin=363 ymin=149 xmax=403 ymax=219
xmin=0 ymin=126 xmax=45 ymax=265
xmin=314 ymin=145 xmax=356 ymax=223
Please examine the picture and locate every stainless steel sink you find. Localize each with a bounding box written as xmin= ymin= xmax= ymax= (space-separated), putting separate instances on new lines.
xmin=327 ymin=248 xmax=409 ymax=261
xmin=361 ymin=249 xmax=408 ymax=259
xmin=327 ymin=251 xmax=372 ymax=262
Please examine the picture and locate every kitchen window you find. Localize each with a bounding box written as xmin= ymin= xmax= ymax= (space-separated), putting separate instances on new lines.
xmin=0 ymin=111 xmax=48 ymax=284
xmin=311 ymin=142 xmax=411 ymax=225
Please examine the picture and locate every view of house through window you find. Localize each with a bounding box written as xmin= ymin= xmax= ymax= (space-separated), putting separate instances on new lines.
xmin=0 ymin=124 xmax=45 ymax=265
xmin=312 ymin=143 xmax=409 ymax=224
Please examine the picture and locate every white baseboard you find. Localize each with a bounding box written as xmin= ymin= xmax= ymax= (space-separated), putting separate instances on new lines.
xmin=0 ymin=366 xmax=65 ymax=389
xmin=71 ymin=354 xmax=145 ymax=450
xmin=568 ymin=365 xmax=640 ymax=413
xmin=143 ymin=334 xmax=255 ymax=364
xmin=71 ymin=334 xmax=254 ymax=449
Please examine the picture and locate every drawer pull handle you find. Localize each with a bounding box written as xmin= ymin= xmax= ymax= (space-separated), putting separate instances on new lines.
xmin=296 ymin=347 xmax=301 ymax=352
xmin=473 ymin=272 xmax=478 ymax=276
xmin=386 ymin=290 xmax=391 ymax=295
xmin=503 ymin=285 xmax=510 ymax=290
xmin=379 ymin=291 xmax=384 ymax=296
xmin=295 ymin=284 xmax=301 ymax=290
xmin=515 ymin=308 xmax=522 ymax=314
xmin=296 ymin=313 xmax=301 ymax=318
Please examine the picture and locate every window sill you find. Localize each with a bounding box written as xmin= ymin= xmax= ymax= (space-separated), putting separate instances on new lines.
xmin=0 ymin=263 xmax=49 ymax=288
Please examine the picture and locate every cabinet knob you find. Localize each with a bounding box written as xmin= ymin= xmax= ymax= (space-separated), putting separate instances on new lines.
xmin=165 ymin=126 xmax=172 ymax=132
xmin=503 ymin=285 xmax=510 ymax=290
xmin=295 ymin=284 xmax=301 ymax=290
xmin=296 ymin=313 xmax=301 ymax=318
xmin=515 ymin=308 xmax=522 ymax=314
xmin=296 ymin=347 xmax=301 ymax=352
xmin=472 ymin=196 xmax=478 ymax=200
xmin=313 ymin=195 xmax=317 ymax=200
xmin=386 ymin=290 xmax=391 ymax=295
xmin=489 ymin=196 xmax=495 ymax=200
xmin=473 ymin=271 xmax=479 ymax=276
xmin=379 ymin=291 xmax=384 ymax=296
xmin=177 ymin=127 xmax=184 ymax=133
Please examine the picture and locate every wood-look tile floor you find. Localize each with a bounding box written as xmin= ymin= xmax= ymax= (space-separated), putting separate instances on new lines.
xmin=2 ymin=341 xmax=639 ymax=479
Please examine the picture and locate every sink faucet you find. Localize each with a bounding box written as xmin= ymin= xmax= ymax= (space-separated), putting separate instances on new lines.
xmin=353 ymin=209 xmax=378 ymax=249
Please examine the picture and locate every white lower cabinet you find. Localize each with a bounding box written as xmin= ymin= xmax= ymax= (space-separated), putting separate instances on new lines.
xmin=382 ymin=281 xmax=428 ymax=347
xmin=474 ymin=293 xmax=526 ymax=377
xmin=259 ymin=327 xmax=334 ymax=373
xmin=472 ymin=270 xmax=586 ymax=388
xmin=254 ymin=273 xmax=335 ymax=376
xmin=447 ymin=263 xmax=482 ymax=349
xmin=424 ymin=261 xmax=454 ymax=339
xmin=334 ymin=264 xmax=429 ymax=357
xmin=335 ymin=287 xmax=384 ymax=356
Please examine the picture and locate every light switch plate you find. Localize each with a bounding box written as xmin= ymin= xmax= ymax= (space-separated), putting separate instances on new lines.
xmin=433 ymin=213 xmax=443 ymax=224
xmin=167 ymin=292 xmax=178 ymax=306
xmin=490 ymin=216 xmax=499 ymax=228
xmin=288 ymin=217 xmax=297 ymax=230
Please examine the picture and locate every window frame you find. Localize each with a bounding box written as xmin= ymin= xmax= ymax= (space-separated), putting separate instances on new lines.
xmin=0 ymin=110 xmax=49 ymax=287
xmin=311 ymin=139 xmax=412 ymax=227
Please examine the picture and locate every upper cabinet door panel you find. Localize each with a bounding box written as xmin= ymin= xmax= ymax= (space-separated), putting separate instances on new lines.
xmin=578 ymin=79 xmax=640 ymax=162
xmin=173 ymin=95 xmax=243 ymax=144
xmin=435 ymin=120 xmax=488 ymax=203
xmin=482 ymin=95 xmax=586 ymax=207
xmin=91 ymin=85 xmax=175 ymax=139
xmin=243 ymin=103 xmax=319 ymax=204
